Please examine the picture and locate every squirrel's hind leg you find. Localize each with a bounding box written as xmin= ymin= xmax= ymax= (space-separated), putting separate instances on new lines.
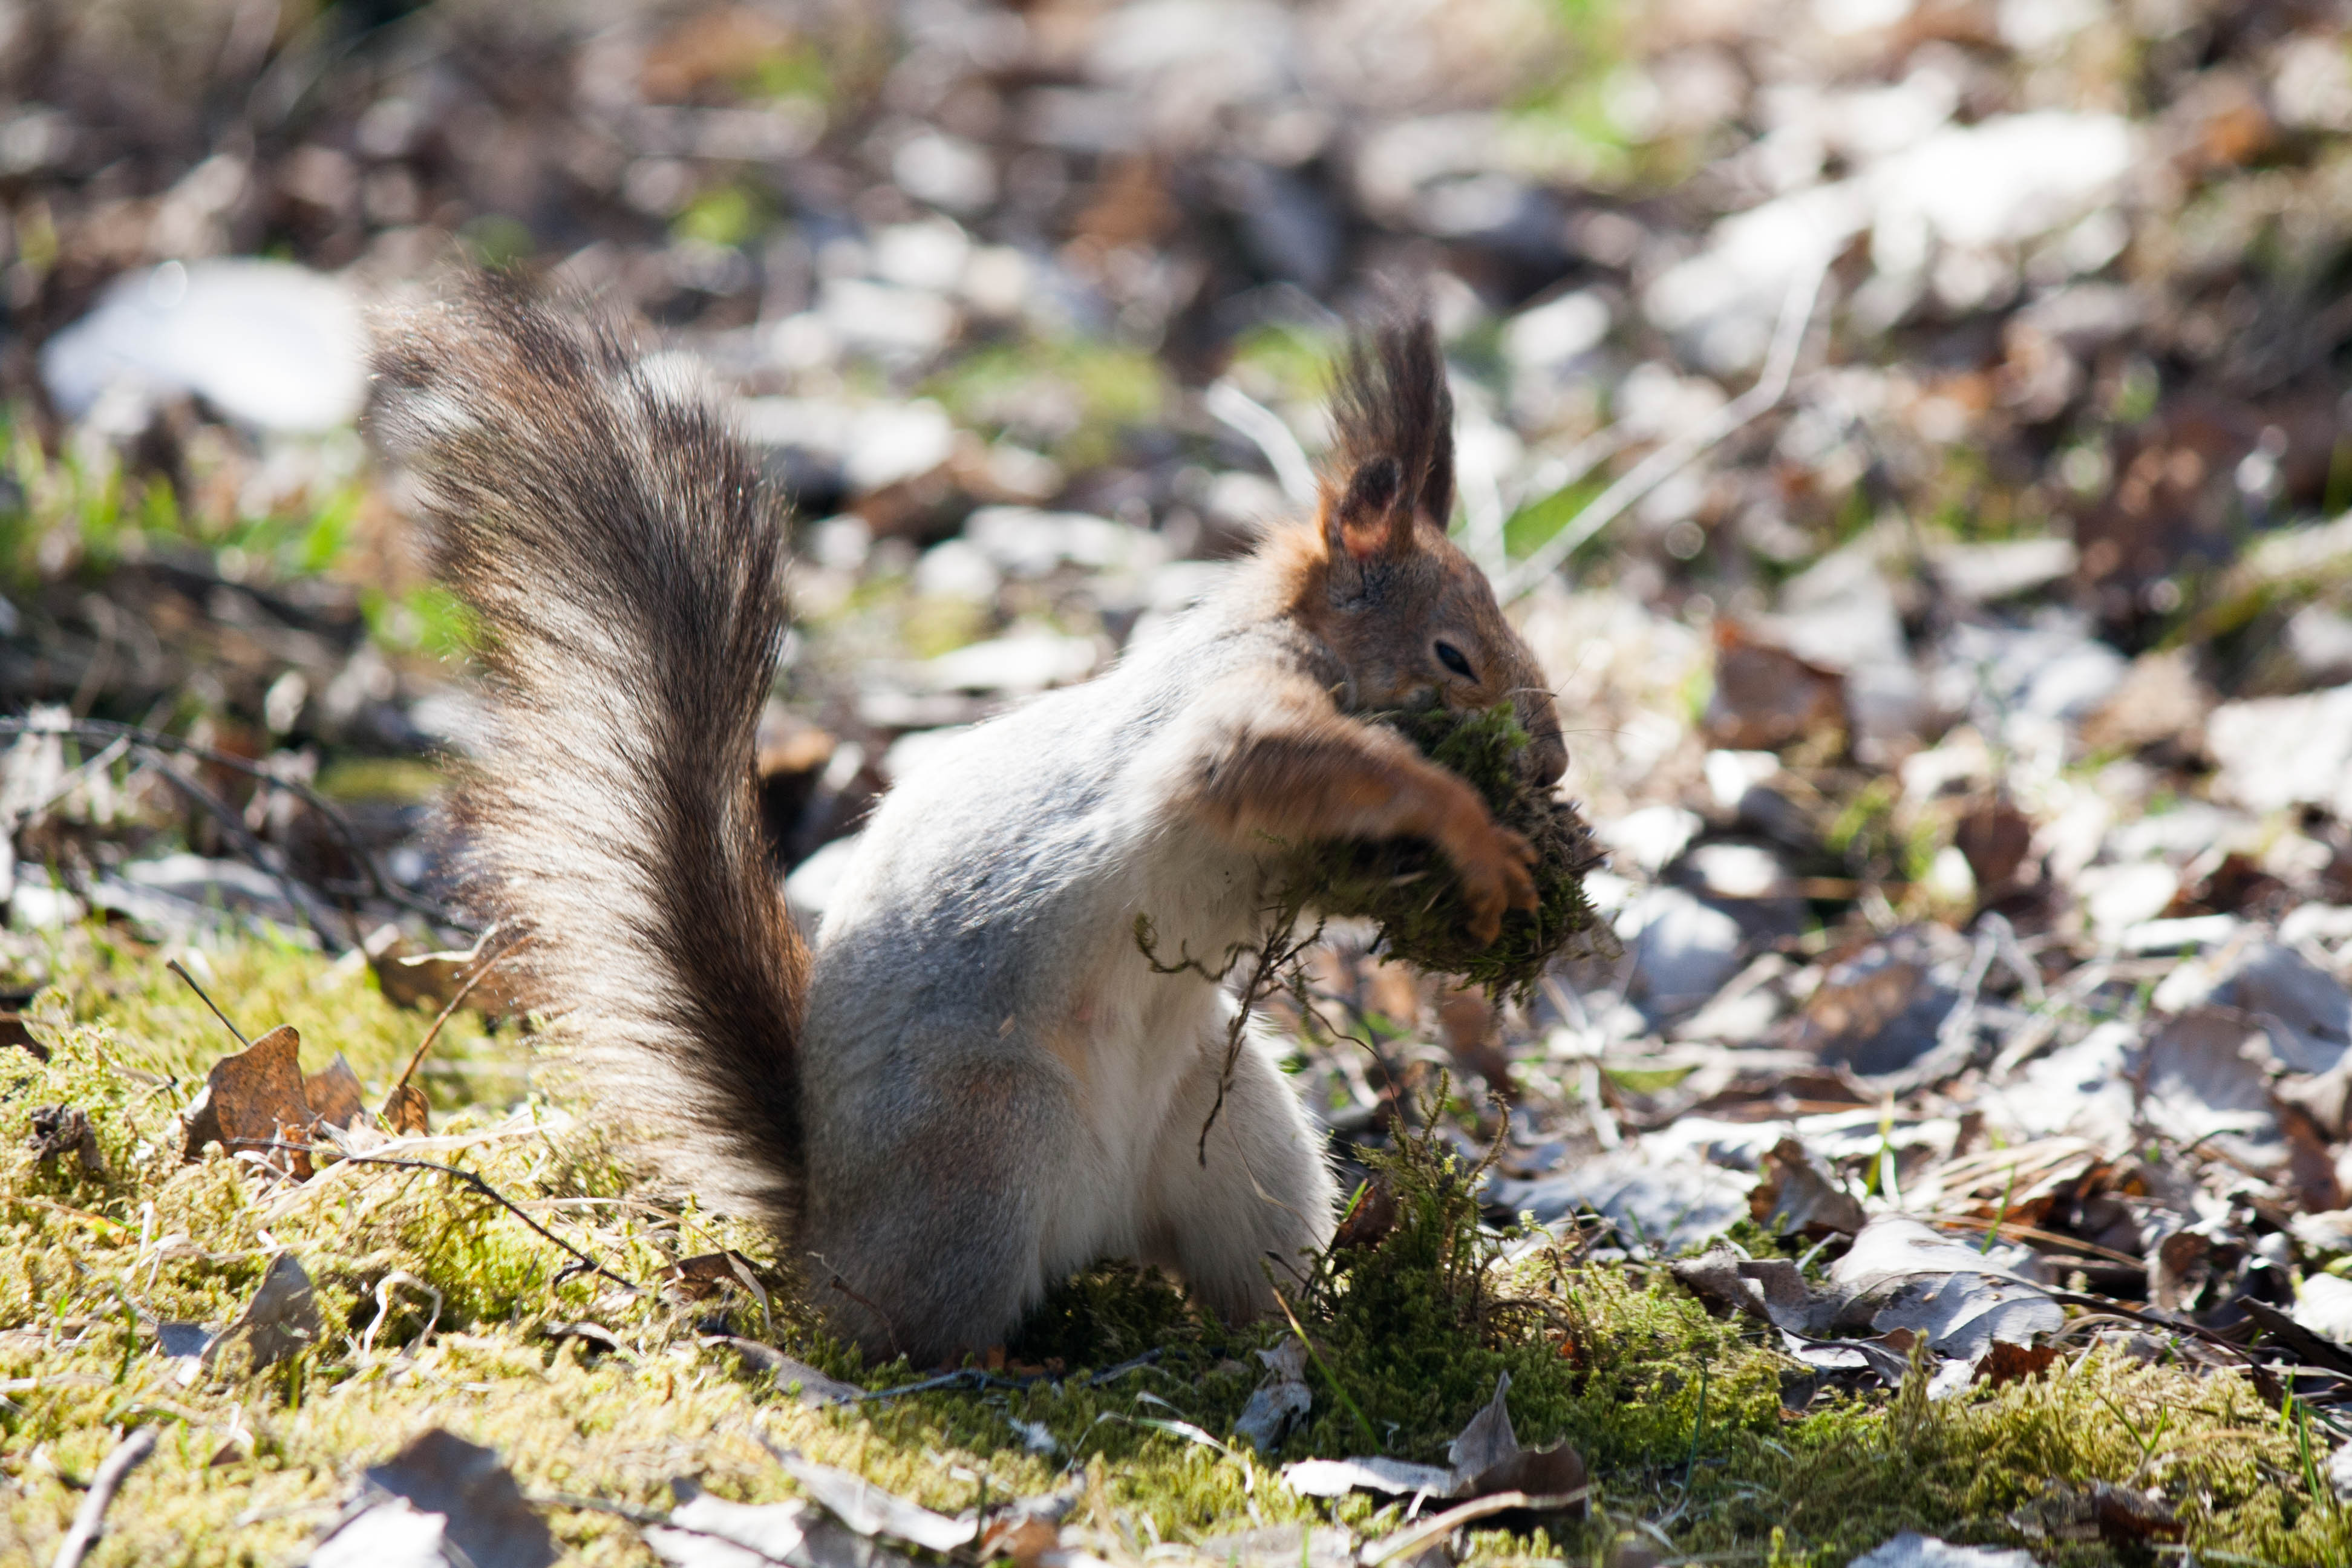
xmin=800 ymin=1050 xmax=1076 ymax=1365
xmin=1138 ymin=1027 xmax=1338 ymax=1322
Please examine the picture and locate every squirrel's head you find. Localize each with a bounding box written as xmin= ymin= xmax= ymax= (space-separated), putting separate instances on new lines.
xmin=1293 ymin=316 xmax=1567 ymax=788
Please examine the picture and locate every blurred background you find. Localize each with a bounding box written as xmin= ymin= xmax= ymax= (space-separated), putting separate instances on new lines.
xmin=10 ymin=0 xmax=2352 ymax=1270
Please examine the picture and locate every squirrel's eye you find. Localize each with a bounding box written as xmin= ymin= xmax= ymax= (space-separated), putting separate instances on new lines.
xmin=1434 ymin=641 xmax=1475 ymax=679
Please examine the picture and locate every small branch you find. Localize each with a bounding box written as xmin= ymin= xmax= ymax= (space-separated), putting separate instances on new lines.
xmin=51 ymin=1425 xmax=158 ymax=1568
xmin=166 ymin=958 xmax=249 ymax=1047
xmin=1500 ymin=249 xmax=1831 ymax=601
xmin=1193 ymin=897 xmax=1324 ymax=1165
xmin=270 ymin=1143 xmax=639 ymax=1296
xmin=1359 ymin=1486 xmax=1590 ymax=1567
xmin=390 ymin=933 xmax=518 ymax=1096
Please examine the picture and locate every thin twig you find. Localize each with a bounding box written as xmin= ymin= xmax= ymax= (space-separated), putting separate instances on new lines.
xmin=51 ymin=1425 xmax=158 ymax=1568
xmin=266 ymin=1143 xmax=639 ymax=1295
xmin=390 ymin=934 xmax=518 ymax=1096
xmin=146 ymin=754 xmax=335 ymax=947
xmin=1197 ymin=903 xmax=1322 ymax=1164
xmin=166 ymin=959 xmax=249 ymax=1047
xmin=1360 ymin=1486 xmax=1590 ymax=1567
xmin=1500 ymin=249 xmax=1831 ymax=600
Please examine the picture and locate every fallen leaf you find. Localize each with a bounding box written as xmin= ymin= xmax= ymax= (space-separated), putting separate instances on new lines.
xmin=303 ymin=1053 xmax=365 ymax=1130
xmin=155 ymin=1322 xmax=215 ymax=1359
xmin=542 ymin=1321 xmax=624 ymax=1356
xmin=181 ymin=1024 xmax=315 ymax=1177
xmin=2088 ymin=1480 xmax=2183 ymax=1543
xmin=773 ymin=1450 xmax=977 ymax=1553
xmin=647 ymin=1485 xmax=908 ymax=1568
xmin=1750 ymin=1137 xmax=1867 ymax=1237
xmin=1198 ymin=1524 xmax=1356 ymax=1568
xmin=211 ymin=1250 xmax=321 ymax=1371
xmin=1831 ymin=1218 xmax=2063 ymax=1357
xmin=1281 ymin=1456 xmax=1452 ymax=1500
xmin=1670 ymin=1244 xmax=1826 ymax=1333
xmin=1333 ymin=1173 xmax=1397 ymax=1249
xmin=1973 ymin=1339 xmax=2060 ymax=1387
xmin=978 ymin=1494 xmax=1077 ymax=1568
xmin=1704 ymin=621 xmax=1844 ymax=752
xmin=1446 ymin=1368 xmax=1518 ymax=1480
xmin=1448 ymin=1371 xmax=1587 ymax=1514
xmin=703 ymin=1337 xmax=863 ymax=1407
xmin=1233 ymin=1339 xmax=1312 ymax=1454
xmin=309 ymin=1496 xmax=453 ymax=1568
xmin=381 ymin=1083 xmax=431 ymax=1136
xmin=28 ymin=1104 xmax=103 ymax=1175
xmin=312 ymin=1429 xmax=557 ymax=1568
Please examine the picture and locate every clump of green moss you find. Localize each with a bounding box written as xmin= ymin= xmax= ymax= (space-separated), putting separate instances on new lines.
xmin=1008 ymin=1261 xmax=1195 ymax=1368
xmin=1282 ymin=702 xmax=1602 ymax=1002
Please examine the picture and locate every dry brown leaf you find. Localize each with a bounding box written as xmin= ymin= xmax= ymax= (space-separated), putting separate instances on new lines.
xmin=1333 ymin=1174 xmax=1397 ymax=1250
xmin=380 ymin=1083 xmax=431 ymax=1136
xmin=1973 ymin=1339 xmax=2059 ymax=1387
xmin=1749 ymin=1137 xmax=1867 ymax=1237
xmin=181 ymin=1025 xmax=314 ymax=1177
xmin=29 ymin=1105 xmax=103 ymax=1175
xmin=302 ymin=1053 xmax=365 ymax=1131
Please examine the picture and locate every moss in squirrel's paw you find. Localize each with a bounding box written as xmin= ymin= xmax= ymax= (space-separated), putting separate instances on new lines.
xmin=1280 ymin=701 xmax=1605 ymax=1003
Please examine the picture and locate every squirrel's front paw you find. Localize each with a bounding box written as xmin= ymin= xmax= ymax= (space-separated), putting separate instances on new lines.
xmin=1451 ymin=823 xmax=1539 ymax=945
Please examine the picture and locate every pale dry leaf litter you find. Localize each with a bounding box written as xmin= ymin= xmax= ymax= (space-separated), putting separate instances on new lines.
xmin=9 ymin=0 xmax=2352 ymax=1563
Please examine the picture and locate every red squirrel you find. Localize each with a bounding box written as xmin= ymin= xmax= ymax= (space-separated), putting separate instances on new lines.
xmin=370 ymin=279 xmax=1566 ymax=1362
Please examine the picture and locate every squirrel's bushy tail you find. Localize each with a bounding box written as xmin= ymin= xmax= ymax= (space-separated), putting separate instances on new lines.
xmin=369 ymin=276 xmax=806 ymax=1232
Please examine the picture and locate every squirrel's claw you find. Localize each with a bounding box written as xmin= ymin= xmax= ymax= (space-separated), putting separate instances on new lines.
xmin=1454 ymin=825 xmax=1539 ymax=946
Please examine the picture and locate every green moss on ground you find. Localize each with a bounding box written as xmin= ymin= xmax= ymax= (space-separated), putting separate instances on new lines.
xmin=0 ymin=930 xmax=2339 ymax=1566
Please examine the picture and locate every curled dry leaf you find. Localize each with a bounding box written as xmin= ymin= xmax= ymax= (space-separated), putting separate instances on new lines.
xmin=1668 ymin=1245 xmax=1824 ymax=1333
xmin=1332 ymin=1172 xmax=1397 ymax=1249
xmin=1289 ymin=1371 xmax=1585 ymax=1520
xmin=28 ymin=1103 xmax=103 ymax=1175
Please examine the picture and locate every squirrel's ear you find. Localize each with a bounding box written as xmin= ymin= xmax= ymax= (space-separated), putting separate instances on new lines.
xmin=1324 ymin=454 xmax=1416 ymax=563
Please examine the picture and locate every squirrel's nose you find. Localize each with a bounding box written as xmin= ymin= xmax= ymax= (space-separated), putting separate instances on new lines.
xmin=1522 ymin=723 xmax=1568 ymax=787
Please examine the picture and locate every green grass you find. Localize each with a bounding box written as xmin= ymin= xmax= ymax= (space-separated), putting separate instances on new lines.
xmin=923 ymin=339 xmax=1167 ymax=471
xmin=0 ymin=929 xmax=2340 ymax=1565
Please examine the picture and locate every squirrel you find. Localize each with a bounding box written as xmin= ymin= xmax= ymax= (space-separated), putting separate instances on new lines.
xmin=368 ymin=276 xmax=1567 ymax=1365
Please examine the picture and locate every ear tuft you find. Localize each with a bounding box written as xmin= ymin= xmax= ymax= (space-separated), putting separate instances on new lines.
xmin=1329 ymin=454 xmax=1405 ymax=561
xmin=1323 ymin=312 xmax=1454 ymax=533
